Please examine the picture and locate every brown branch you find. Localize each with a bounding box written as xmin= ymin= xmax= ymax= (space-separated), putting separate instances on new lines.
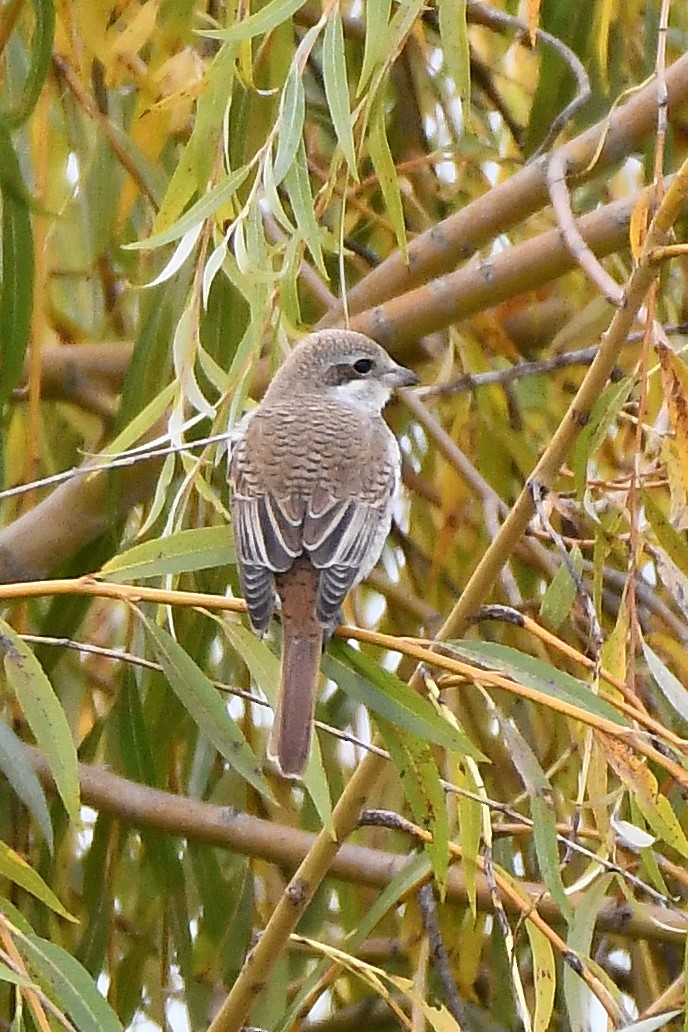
xmin=346 ymin=180 xmax=668 ymax=355
xmin=22 ymin=745 xmax=688 ymax=945
xmin=320 ymin=52 xmax=688 ymax=326
xmin=546 ymin=148 xmax=625 ymax=306
xmin=0 ymin=444 xmax=164 ymax=582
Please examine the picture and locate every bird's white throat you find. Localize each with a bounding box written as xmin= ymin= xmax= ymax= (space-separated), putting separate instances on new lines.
xmin=329 ymin=379 xmax=393 ymax=414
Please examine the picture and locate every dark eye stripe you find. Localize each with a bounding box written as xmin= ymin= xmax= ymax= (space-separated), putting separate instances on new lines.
xmin=323 ymin=361 xmax=374 ymax=386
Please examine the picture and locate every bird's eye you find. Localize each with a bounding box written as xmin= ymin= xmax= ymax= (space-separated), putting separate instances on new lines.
xmin=353 ymin=358 xmax=373 ymax=374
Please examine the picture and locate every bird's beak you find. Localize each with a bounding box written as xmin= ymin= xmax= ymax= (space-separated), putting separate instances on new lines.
xmin=386 ymin=365 xmax=420 ymax=388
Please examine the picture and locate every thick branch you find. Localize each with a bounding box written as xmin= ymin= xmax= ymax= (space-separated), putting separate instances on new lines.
xmin=321 ymin=51 xmax=688 ymax=324
xmin=24 ymin=745 xmax=688 ymax=945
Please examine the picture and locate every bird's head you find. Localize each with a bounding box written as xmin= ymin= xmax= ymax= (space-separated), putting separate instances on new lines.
xmin=264 ymin=330 xmax=419 ymax=414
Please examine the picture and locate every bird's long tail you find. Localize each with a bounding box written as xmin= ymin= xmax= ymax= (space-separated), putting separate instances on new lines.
xmin=270 ymin=557 xmax=323 ymax=779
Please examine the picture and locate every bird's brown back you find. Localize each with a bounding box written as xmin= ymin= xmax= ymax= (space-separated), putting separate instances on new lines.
xmin=231 ymin=396 xmax=397 ymax=504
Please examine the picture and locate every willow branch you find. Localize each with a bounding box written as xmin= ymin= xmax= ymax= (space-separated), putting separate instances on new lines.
xmin=435 ymin=158 xmax=688 ymax=641
xmin=321 ymin=52 xmax=688 ymax=326
xmin=22 ymin=745 xmax=688 ymax=945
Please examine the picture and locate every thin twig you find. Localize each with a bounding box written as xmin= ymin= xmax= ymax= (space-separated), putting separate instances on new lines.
xmin=417 ymin=884 xmax=470 ymax=1027
xmin=418 ymin=324 xmax=688 ymax=398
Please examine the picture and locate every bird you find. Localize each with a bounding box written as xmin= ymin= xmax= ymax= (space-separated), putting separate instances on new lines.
xmin=229 ymin=328 xmax=419 ymax=779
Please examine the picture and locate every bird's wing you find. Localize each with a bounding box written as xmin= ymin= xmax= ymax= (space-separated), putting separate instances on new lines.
xmin=303 ymin=486 xmax=394 ymax=628
xmin=230 ymin=484 xmax=307 ymax=630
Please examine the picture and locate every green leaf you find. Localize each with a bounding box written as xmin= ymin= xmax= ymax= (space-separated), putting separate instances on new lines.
xmin=125 ymin=165 xmax=250 ymax=250
xmin=562 ymin=873 xmax=613 ymax=1032
xmin=447 ymin=641 xmax=629 ymax=728
xmin=357 ymin=0 xmax=392 ymax=94
xmin=0 ymin=720 xmax=53 ymax=850
xmin=322 ymin=10 xmax=357 ymax=177
xmin=500 ymin=719 xmax=573 ymax=923
xmin=368 ymin=94 xmax=407 ymax=255
xmin=0 ymin=840 xmax=74 ymax=920
xmin=642 ymin=639 xmax=688 ymax=723
xmin=142 ymin=618 xmax=275 ymax=801
xmin=572 ymin=377 xmax=634 ymax=497
xmin=0 ymin=0 xmax=54 ymax=129
xmin=274 ymin=66 xmax=305 ymax=185
xmin=540 ymin=545 xmax=584 ymax=629
xmin=15 ymin=932 xmax=124 ymax=1032
xmin=99 ymin=526 xmax=234 ymax=581
xmin=378 ymin=718 xmax=449 ymax=896
xmin=453 ymin=758 xmax=482 ymax=916
xmin=0 ymin=960 xmax=33 ymax=987
xmin=0 ymin=127 xmax=34 ymax=406
xmin=324 ymin=641 xmax=484 ymax=760
xmin=0 ymin=619 xmax=79 ymax=821
xmin=438 ymin=0 xmax=470 ymax=122
xmin=642 ymin=490 xmax=688 ymax=581
xmin=204 ymin=0 xmax=308 ymax=43
xmin=284 ymin=137 xmax=327 ymax=275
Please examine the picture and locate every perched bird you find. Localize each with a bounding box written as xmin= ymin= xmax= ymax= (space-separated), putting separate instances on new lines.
xmin=229 ymin=329 xmax=419 ymax=778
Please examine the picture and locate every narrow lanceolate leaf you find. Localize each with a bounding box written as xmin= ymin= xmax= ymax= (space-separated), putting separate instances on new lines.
xmin=448 ymin=641 xmax=629 ymax=727
xmin=14 ymin=932 xmax=123 ymax=1032
xmin=0 ymin=127 xmax=34 ymax=406
xmin=325 ymin=641 xmax=484 ymax=760
xmin=438 ymin=0 xmax=471 ymax=120
xmin=643 ymin=489 xmax=688 ymax=581
xmin=527 ymin=920 xmax=556 ymax=1032
xmin=284 ymin=137 xmax=327 ymax=275
xmin=572 ymin=377 xmax=634 ymax=498
xmin=621 ymin=1013 xmax=683 ymax=1032
xmin=98 ymin=526 xmax=234 ymax=582
xmin=274 ymin=67 xmax=305 ymax=185
xmin=357 ymin=0 xmax=392 ymax=94
xmin=368 ymin=95 xmax=407 ymax=255
xmin=540 ymin=544 xmax=584 ymax=630
xmin=206 ymin=0 xmax=308 ymax=43
xmin=0 ymin=620 xmax=79 ymax=821
xmin=1 ymin=0 xmax=55 ymax=128
xmin=322 ymin=9 xmax=358 ymax=177
xmin=500 ymin=718 xmax=573 ymax=924
xmin=142 ymin=619 xmax=274 ymax=801
xmin=656 ymin=341 xmax=688 ymax=491
xmin=0 ymin=721 xmax=53 ymax=850
xmin=0 ymin=841 xmax=74 ymax=921
xmin=562 ymin=873 xmax=615 ymax=1032
xmin=378 ymin=717 xmax=449 ymax=897
xmin=453 ymin=758 xmax=483 ymax=916
xmin=0 ymin=961 xmax=33 ymax=987
xmin=642 ymin=639 xmax=688 ymax=723
xmin=126 ymin=166 xmax=250 ymax=250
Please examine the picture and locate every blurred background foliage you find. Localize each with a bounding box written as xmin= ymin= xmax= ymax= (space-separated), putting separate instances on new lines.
xmin=1 ymin=0 xmax=688 ymax=1030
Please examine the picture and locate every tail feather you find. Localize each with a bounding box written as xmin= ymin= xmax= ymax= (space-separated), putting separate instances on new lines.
xmin=271 ymin=557 xmax=323 ymax=779
xmin=268 ymin=626 xmax=323 ymax=778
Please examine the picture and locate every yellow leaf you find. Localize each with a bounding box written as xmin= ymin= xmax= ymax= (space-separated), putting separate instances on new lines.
xmin=600 ymin=595 xmax=627 ymax=685
xmin=656 ymin=342 xmax=688 ymax=492
xmin=526 ymin=0 xmax=541 ymax=44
